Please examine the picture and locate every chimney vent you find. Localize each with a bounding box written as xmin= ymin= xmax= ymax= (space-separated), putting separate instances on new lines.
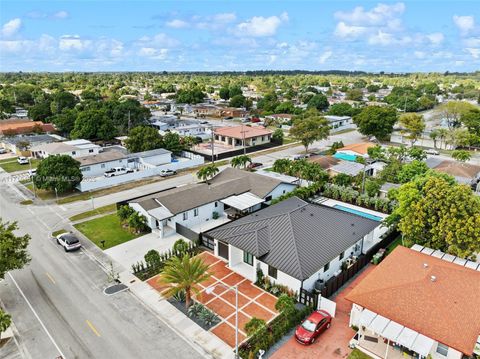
xmin=431 ymin=275 xmax=436 ymax=282
xmin=423 ymin=263 xmax=429 ymax=269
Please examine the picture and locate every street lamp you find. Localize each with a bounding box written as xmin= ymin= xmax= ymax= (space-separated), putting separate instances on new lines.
xmin=54 ymin=187 xmax=58 ymax=202
xmin=205 ymin=283 xmax=239 ymax=358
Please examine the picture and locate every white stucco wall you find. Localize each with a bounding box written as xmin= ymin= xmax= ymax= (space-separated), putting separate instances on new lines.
xmin=264 ymin=183 xmax=297 ymax=203
xmin=138 ymin=152 xmax=172 ymax=166
xmin=257 ymin=260 xmax=302 ymax=293
xmin=174 ymin=201 xmax=225 ymax=229
xmin=129 ymin=202 xmax=157 ymax=229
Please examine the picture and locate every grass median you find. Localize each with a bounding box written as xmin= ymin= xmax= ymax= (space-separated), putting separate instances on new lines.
xmin=74 ymin=213 xmax=142 ymax=250
xmin=69 ymin=204 xmax=117 ymax=222
xmin=0 ymin=158 xmax=40 ymax=173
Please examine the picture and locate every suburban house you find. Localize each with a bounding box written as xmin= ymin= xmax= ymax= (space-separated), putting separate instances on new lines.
xmin=205 ymin=196 xmax=382 ymax=293
xmin=308 ymin=155 xmax=340 ymax=170
xmin=426 ymin=157 xmax=480 ymax=189
xmin=329 ymin=160 xmax=385 ymax=177
xmin=128 ymin=168 xmax=297 ymax=239
xmin=31 ymin=139 xmax=102 ymax=159
xmin=0 ymin=118 xmax=55 ymax=136
xmin=214 ymin=126 xmax=273 ymax=148
xmin=216 ymin=107 xmax=248 ymax=118
xmin=324 ymin=115 xmax=355 ymax=133
xmin=0 ymin=134 xmax=61 ymax=154
xmin=264 ymin=113 xmax=293 ymax=123
xmin=334 ymin=142 xmax=376 ymax=161
xmin=193 ymin=104 xmax=220 ymax=117
xmin=347 ymin=245 xmax=480 ymax=359
xmin=152 ymin=118 xmax=213 ymax=140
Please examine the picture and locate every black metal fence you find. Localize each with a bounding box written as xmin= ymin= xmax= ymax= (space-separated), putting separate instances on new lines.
xmin=175 ymin=223 xmax=200 ymax=243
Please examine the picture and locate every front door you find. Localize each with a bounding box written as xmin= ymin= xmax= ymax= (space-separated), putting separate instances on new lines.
xmin=218 ymin=241 xmax=229 ymax=260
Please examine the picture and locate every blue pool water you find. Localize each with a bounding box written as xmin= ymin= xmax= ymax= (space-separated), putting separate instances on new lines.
xmin=333 ymin=152 xmax=357 ymax=162
xmin=333 ymin=204 xmax=382 ymax=221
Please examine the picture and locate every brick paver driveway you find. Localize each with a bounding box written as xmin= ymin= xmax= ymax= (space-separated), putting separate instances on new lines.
xmin=270 ymin=265 xmax=375 ymax=359
xmin=147 ymin=251 xmax=279 ymax=348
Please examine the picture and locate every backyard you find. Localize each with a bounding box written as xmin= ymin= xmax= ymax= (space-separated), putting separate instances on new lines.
xmin=0 ymin=158 xmax=40 ymax=173
xmin=74 ymin=213 xmax=143 ymax=249
xmin=348 ymin=349 xmax=372 ymax=359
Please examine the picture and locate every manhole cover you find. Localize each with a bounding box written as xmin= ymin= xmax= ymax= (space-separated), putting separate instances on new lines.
xmin=103 ymin=283 xmax=128 ymax=295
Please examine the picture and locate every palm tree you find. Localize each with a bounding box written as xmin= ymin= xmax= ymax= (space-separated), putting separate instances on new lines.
xmin=437 ymin=128 xmax=448 ymax=150
xmin=231 ymin=155 xmax=252 ymax=169
xmin=158 ymin=254 xmax=210 ymax=309
xmin=429 ymin=129 xmax=439 ymax=149
xmin=196 ymin=163 xmax=219 ymax=184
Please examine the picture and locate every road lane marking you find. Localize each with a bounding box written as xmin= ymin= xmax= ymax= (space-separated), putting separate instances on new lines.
xmin=86 ymin=320 xmax=101 ymax=337
xmin=45 ymin=272 xmax=56 ymax=284
xmin=8 ymin=273 xmax=67 ymax=359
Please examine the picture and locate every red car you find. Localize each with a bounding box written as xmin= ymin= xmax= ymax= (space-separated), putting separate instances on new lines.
xmin=295 ymin=310 xmax=332 ymax=345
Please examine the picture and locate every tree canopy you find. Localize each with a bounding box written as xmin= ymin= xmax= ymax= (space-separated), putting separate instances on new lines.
xmin=125 ymin=126 xmax=164 ymax=153
xmin=33 ymin=155 xmax=83 ymax=193
xmin=0 ymin=220 xmax=30 ymax=280
xmin=353 ymin=106 xmax=397 ymax=140
xmin=290 ymin=111 xmax=330 ymax=152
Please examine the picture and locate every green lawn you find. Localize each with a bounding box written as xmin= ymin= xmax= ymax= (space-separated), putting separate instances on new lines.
xmin=52 ymin=229 xmax=68 ymax=237
xmin=348 ymin=349 xmax=372 ymax=359
xmin=0 ymin=156 xmax=18 ymax=164
xmin=25 ymin=183 xmax=58 ymax=200
xmin=74 ymin=213 xmax=142 ymax=249
xmin=0 ymin=158 xmax=41 ymax=173
xmin=69 ymin=204 xmax=117 ymax=222
xmin=386 ymin=235 xmax=404 ymax=255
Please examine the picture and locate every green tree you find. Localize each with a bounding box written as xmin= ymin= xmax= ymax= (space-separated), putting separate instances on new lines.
xmin=176 ymin=88 xmax=205 ymax=104
xmin=245 ymin=317 xmax=266 ymax=336
xmin=429 ymin=129 xmax=439 ymax=149
xmin=333 ymin=173 xmax=352 ymax=186
xmin=290 ymin=112 xmax=330 ymax=153
xmin=327 ymin=103 xmax=356 ymax=116
xmin=33 ymin=155 xmax=82 ymax=193
xmin=307 ymin=94 xmax=329 ymax=111
xmin=126 ymin=212 xmax=148 ymax=233
xmin=0 ymin=309 xmax=11 ymax=340
xmin=396 ymin=160 xmax=429 ymax=183
xmin=461 ymin=109 xmax=480 ymax=136
xmin=408 ymin=147 xmax=427 ymax=161
xmin=163 ymin=132 xmax=184 ymax=153
xmin=399 ymin=113 xmax=425 ymax=145
xmin=451 ymin=150 xmax=471 ymax=163
xmin=388 ymin=172 xmax=480 ymax=258
xmin=346 ymin=88 xmax=364 ymax=101
xmin=364 ymin=179 xmax=381 ymax=197
xmin=271 ymin=129 xmax=284 ymax=145
xmin=272 ymin=159 xmax=292 ymax=174
xmin=197 ymin=164 xmax=219 ymax=184
xmin=144 ymin=249 xmax=161 ymax=267
xmin=353 ymin=106 xmax=397 ymax=140
xmin=229 ymin=94 xmax=246 ymax=108
xmin=219 ymin=87 xmax=230 ymax=100
xmin=159 ymin=254 xmax=210 ymax=308
xmin=125 ymin=126 xmax=164 ymax=153
xmin=274 ymin=101 xmax=295 ymax=114
xmin=0 ymin=220 xmax=30 ymax=280
xmin=118 ymin=205 xmax=136 ymax=222
xmin=111 ymin=99 xmax=151 ymax=133
xmin=71 ymin=108 xmax=116 ymax=140
xmin=435 ymin=101 xmax=476 ymax=128
xmin=50 ymin=91 xmax=78 ymax=114
xmin=28 ymin=101 xmax=52 ymax=122
xmin=231 ymin=155 xmax=252 ymax=169
xmin=51 ymin=108 xmax=78 ymax=136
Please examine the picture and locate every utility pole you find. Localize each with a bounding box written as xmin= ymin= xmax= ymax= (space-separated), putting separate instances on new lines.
xmin=128 ymin=110 xmax=131 ymax=130
xmin=210 ymin=125 xmax=215 ymax=164
xmin=242 ymin=125 xmax=246 ymax=155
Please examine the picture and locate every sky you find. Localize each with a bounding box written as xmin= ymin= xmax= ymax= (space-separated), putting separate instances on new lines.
xmin=0 ymin=0 xmax=479 ymax=72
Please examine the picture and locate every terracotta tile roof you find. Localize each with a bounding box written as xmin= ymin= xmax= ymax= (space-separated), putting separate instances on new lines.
xmin=214 ymin=126 xmax=273 ymax=140
xmin=0 ymin=120 xmax=54 ymax=134
xmin=345 ymin=246 xmax=480 ymax=355
xmin=337 ymin=142 xmax=376 ymax=155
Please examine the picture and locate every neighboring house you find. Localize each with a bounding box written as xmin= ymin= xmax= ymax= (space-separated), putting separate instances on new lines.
xmin=0 ymin=134 xmax=61 ymax=154
xmin=308 ymin=155 xmax=340 ymax=170
xmin=0 ymin=118 xmax=55 ymax=136
xmin=214 ymin=126 xmax=273 ymax=148
xmin=205 ymin=196 xmax=381 ymax=292
xmin=30 ymin=139 xmax=102 ymax=159
xmin=347 ymin=245 xmax=480 ymax=359
xmin=128 ymin=168 xmax=297 ymax=238
xmin=426 ymin=157 xmax=480 ymax=189
xmin=379 ymin=182 xmax=400 ymax=199
xmin=324 ymin=115 xmax=355 ymax=133
xmin=193 ymin=104 xmax=219 ymax=117
xmin=216 ymin=107 xmax=248 ymax=118
xmin=264 ymin=113 xmax=293 ymax=123
xmin=334 ymin=142 xmax=376 ymax=161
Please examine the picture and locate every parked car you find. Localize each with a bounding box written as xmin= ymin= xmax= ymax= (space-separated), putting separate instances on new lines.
xmin=159 ymin=169 xmax=177 ymax=177
xmin=293 ymin=154 xmax=310 ymax=160
xmin=17 ymin=156 xmax=29 ymax=165
xmin=295 ymin=310 xmax=332 ymax=345
xmin=250 ymin=117 xmax=261 ymax=123
xmin=55 ymin=233 xmax=81 ymax=252
xmin=247 ymin=162 xmax=263 ymax=170
xmin=425 ymin=148 xmax=439 ymax=155
xmin=28 ymin=168 xmax=37 ymax=177
xmin=104 ymin=167 xmax=133 ymax=177
xmin=0 ymin=147 xmax=7 ymax=154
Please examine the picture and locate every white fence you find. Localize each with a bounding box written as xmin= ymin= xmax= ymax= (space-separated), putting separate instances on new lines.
xmin=76 ymin=152 xmax=204 ymax=192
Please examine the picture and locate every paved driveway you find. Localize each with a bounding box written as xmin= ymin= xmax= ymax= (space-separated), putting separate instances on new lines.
xmin=270 ymin=265 xmax=375 ymax=359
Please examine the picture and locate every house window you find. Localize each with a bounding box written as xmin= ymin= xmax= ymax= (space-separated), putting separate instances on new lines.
xmin=72 ymin=151 xmax=76 ymax=155
xmin=183 ymin=212 xmax=188 ymax=221
xmin=215 ymin=202 xmax=218 ymax=207
xmin=323 ymin=262 xmax=330 ymax=272
xmin=339 ymin=252 xmax=344 ymax=260
xmin=194 ymin=208 xmax=198 ymax=217
xmin=81 ymin=166 xmax=90 ymax=172
xmin=436 ymin=343 xmax=449 ymax=357
xmin=268 ymin=265 xmax=277 ymax=279
xmin=243 ymin=251 xmax=254 ymax=266
xmin=89 ymin=149 xmax=94 ymax=153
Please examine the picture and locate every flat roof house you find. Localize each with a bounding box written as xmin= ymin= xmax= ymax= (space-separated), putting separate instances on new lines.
xmin=206 ymin=196 xmax=381 ymax=292
xmin=128 ymin=168 xmax=296 ymax=239
xmin=214 ymin=126 xmax=273 ymax=148
xmin=30 ymin=139 xmax=102 ymax=159
xmin=346 ymin=246 xmax=480 ymax=359
xmin=0 ymin=134 xmax=60 ymax=154
xmin=324 ymin=115 xmax=354 ymax=133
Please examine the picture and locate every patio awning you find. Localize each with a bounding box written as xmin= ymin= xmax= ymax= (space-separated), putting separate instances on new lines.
xmin=396 ymin=327 xmax=418 ymax=349
xmin=220 ymin=192 xmax=265 ymax=211
xmin=369 ymin=315 xmax=390 ymax=335
xmin=411 ymin=334 xmax=435 ymax=357
xmin=148 ymin=206 xmax=174 ymax=221
xmin=381 ymin=320 xmax=404 ymax=342
xmin=359 ymin=308 xmax=377 ymax=327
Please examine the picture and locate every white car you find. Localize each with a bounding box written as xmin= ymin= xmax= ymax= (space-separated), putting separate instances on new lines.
xmin=55 ymin=233 xmax=81 ymax=252
xmin=0 ymin=147 xmax=7 ymax=154
xmin=17 ymin=156 xmax=29 ymax=165
xmin=159 ymin=169 xmax=177 ymax=177
xmin=425 ymin=149 xmax=439 ymax=155
xmin=104 ymin=167 xmax=134 ymax=177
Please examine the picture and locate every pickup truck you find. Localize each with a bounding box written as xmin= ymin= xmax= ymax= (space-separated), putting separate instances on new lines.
xmin=104 ymin=167 xmax=134 ymax=177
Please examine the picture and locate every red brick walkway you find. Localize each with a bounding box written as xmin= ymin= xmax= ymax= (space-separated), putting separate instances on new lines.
xmin=270 ymin=265 xmax=376 ymax=359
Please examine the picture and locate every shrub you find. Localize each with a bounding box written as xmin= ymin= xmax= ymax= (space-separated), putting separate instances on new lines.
xmin=187 ymin=302 xmax=204 ymax=318
xmin=144 ymin=249 xmax=161 ymax=267
xmin=212 ymin=211 xmax=219 ymax=220
xmin=126 ymin=212 xmax=149 ymax=233
xmin=199 ymin=306 xmax=218 ymax=326
xmin=275 ymin=294 xmax=295 ymax=314
xmin=245 ymin=317 xmax=266 ymax=336
xmin=172 ymin=289 xmax=186 ymax=302
xmin=173 ymin=239 xmax=189 ymax=253
xmin=118 ymin=205 xmax=135 ymax=222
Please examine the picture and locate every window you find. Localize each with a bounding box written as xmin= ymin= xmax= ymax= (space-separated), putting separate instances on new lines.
xmin=89 ymin=149 xmax=94 ymax=153
xmin=72 ymin=151 xmax=76 ymax=155
xmin=81 ymin=166 xmax=90 ymax=172
xmin=194 ymin=208 xmax=198 ymax=217
xmin=243 ymin=251 xmax=254 ymax=266
xmin=268 ymin=265 xmax=277 ymax=279
xmin=265 ymin=195 xmax=272 ymax=202
xmin=183 ymin=212 xmax=188 ymax=221
xmin=215 ymin=202 xmax=218 ymax=208
xmin=339 ymin=252 xmax=344 ymax=260
xmin=436 ymin=343 xmax=449 ymax=357
xmin=323 ymin=262 xmax=330 ymax=272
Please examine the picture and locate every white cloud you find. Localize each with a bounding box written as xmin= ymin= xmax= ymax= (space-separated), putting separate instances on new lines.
xmin=236 ymin=12 xmax=288 ymax=37
xmin=453 ymin=15 xmax=475 ymax=35
xmin=1 ymin=18 xmax=22 ymax=37
xmin=334 ymin=22 xmax=367 ymax=38
xmin=465 ymin=47 xmax=480 ymax=58
xmin=166 ymin=19 xmax=189 ymax=28
xmin=414 ymin=51 xmax=426 ymax=59
xmin=138 ymin=47 xmax=168 ymax=59
xmin=137 ymin=33 xmax=179 ymax=48
xmin=318 ymin=50 xmax=332 ymax=64
xmin=426 ymin=32 xmax=444 ymax=45
xmin=368 ymin=30 xmax=411 ymax=46
xmin=59 ymin=35 xmax=91 ymax=51
xmin=334 ymin=3 xmax=405 ymax=26
xmin=212 ymin=13 xmax=236 ymax=23
xmin=52 ymin=11 xmax=69 ymax=19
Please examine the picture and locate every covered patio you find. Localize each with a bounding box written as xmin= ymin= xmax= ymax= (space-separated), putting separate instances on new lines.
xmin=221 ymin=192 xmax=265 ymax=220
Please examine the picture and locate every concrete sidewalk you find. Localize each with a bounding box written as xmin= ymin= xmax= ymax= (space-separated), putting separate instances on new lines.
xmin=119 ymin=271 xmax=234 ymax=359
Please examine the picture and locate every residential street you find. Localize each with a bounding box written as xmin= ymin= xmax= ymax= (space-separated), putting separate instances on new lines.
xmin=0 ymin=175 xmax=204 ymax=359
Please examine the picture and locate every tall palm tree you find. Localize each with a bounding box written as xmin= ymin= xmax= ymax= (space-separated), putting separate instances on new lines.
xmin=197 ymin=164 xmax=219 ymax=184
xmin=158 ymin=254 xmax=210 ymax=309
xmin=231 ymin=155 xmax=252 ymax=169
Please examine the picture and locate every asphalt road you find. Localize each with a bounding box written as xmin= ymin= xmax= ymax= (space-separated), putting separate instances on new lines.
xmin=0 ymin=176 xmax=204 ymax=359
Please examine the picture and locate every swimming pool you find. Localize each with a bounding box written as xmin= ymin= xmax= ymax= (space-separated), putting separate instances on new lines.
xmin=333 ymin=204 xmax=383 ymax=221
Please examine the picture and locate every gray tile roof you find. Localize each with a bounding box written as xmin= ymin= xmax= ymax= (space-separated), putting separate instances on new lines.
xmin=207 ymin=197 xmax=380 ymax=281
